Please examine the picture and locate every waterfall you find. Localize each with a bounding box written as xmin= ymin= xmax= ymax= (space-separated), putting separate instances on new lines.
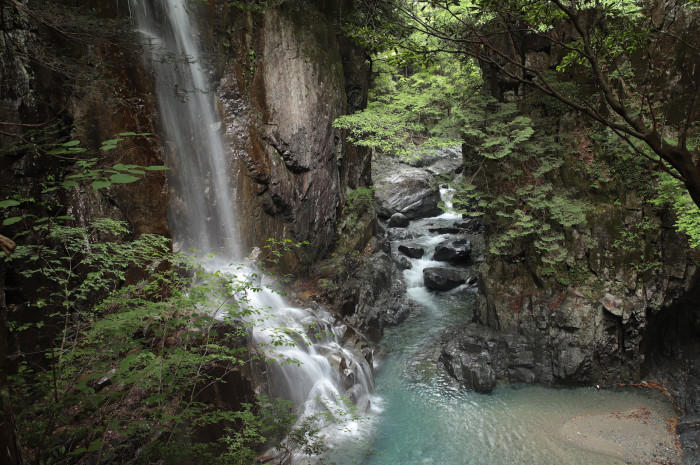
xmin=129 ymin=0 xmax=374 ymax=458
xmin=130 ymin=0 xmax=239 ymax=258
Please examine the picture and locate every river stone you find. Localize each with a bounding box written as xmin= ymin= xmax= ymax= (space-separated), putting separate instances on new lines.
xmin=394 ymin=255 xmax=412 ymax=270
xmin=440 ymin=342 xmax=496 ymax=393
xmin=388 ymin=212 xmax=410 ymax=228
xmin=423 ymin=267 xmax=465 ymax=291
xmin=387 ymin=227 xmax=414 ymax=241
xmin=398 ymin=243 xmax=425 ymax=259
xmin=433 ymin=239 xmax=471 ymax=264
xmin=428 ymin=226 xmax=461 ymax=234
xmin=374 ymin=165 xmax=442 ymax=219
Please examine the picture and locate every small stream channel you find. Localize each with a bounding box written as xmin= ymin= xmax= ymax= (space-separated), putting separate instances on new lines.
xmin=334 ymin=186 xmax=677 ymax=465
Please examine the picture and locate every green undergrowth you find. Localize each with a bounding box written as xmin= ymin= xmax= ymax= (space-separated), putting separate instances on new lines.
xmin=0 ymin=135 xmax=340 ymax=464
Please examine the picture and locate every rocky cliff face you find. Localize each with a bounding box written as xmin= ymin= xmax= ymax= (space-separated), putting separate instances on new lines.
xmin=476 ymin=207 xmax=697 ymax=386
xmin=0 ymin=1 xmax=169 ymax=236
xmin=1 ymin=0 xmax=370 ymax=266
xmin=209 ymin=2 xmax=371 ymax=270
xmin=469 ymin=20 xmax=700 ymax=462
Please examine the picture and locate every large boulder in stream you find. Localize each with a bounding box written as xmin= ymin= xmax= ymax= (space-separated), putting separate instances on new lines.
xmin=423 ymin=267 xmax=466 ymax=291
xmin=436 ymin=323 xmax=538 ymax=393
xmin=440 ymin=344 xmax=496 ymax=393
xmin=388 ymin=212 xmax=410 ymax=228
xmin=398 ymin=243 xmax=425 ymax=259
xmin=374 ymin=165 xmax=442 ymax=220
xmin=433 ymin=239 xmax=471 ymax=264
xmin=340 ymin=251 xmax=412 ymax=342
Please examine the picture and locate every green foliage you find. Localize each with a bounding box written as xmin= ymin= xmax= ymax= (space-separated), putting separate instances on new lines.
xmin=43 ymin=135 xmax=165 ymax=192
xmin=652 ymin=173 xmax=700 ymax=248
xmin=454 ymin=96 xmax=589 ymax=265
xmin=5 ymin=215 xmax=334 ymax=464
xmin=344 ymin=186 xmax=375 ymax=215
xmin=263 ymin=237 xmax=310 ymax=266
xmin=8 ymin=218 xmax=239 ymax=463
xmin=1 ymin=133 xmax=329 ymax=463
xmin=0 ymin=134 xmax=165 ymax=229
xmin=334 ymin=55 xmax=479 ymax=159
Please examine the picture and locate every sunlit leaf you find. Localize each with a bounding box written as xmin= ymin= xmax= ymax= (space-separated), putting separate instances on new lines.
xmin=0 ymin=199 xmax=20 ymax=208
xmin=2 ymin=216 xmax=23 ymax=226
xmin=92 ymin=180 xmax=111 ymax=190
xmin=109 ymin=173 xmax=140 ymax=184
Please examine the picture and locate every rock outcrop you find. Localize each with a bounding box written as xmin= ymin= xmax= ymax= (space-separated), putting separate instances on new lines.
xmin=423 ymin=267 xmax=467 ymax=292
xmin=374 ymin=163 xmax=442 ymax=220
xmin=438 ymin=323 xmax=538 ymax=393
xmin=469 ymin=14 xmax=700 ymax=459
xmin=433 ymin=238 xmax=471 ymax=264
xmin=214 ymin=3 xmax=372 ymax=270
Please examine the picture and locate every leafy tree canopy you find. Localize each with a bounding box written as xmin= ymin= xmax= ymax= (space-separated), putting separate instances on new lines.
xmin=345 ymin=0 xmax=700 ymax=208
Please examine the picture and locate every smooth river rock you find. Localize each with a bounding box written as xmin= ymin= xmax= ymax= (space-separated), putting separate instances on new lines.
xmin=374 ymin=165 xmax=442 ymax=220
xmin=388 ymin=212 xmax=410 ymax=228
xmin=433 ymin=239 xmax=472 ymax=264
xmin=398 ymin=243 xmax=425 ymax=259
xmin=423 ymin=267 xmax=466 ymax=291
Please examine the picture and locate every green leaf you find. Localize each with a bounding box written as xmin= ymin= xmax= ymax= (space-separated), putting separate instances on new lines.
xmin=2 ymin=216 xmax=23 ymax=226
xmin=118 ymin=131 xmax=137 ymax=136
xmin=109 ymin=173 xmax=140 ymax=184
xmin=87 ymin=439 xmax=102 ymax=452
xmin=0 ymin=199 xmax=20 ymax=208
xmin=92 ymin=180 xmax=111 ymax=190
xmin=62 ymin=140 xmax=81 ymax=147
xmin=145 ymin=165 xmax=169 ymax=171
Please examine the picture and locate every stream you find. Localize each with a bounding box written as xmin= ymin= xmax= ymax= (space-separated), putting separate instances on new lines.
xmin=333 ymin=186 xmax=678 ymax=465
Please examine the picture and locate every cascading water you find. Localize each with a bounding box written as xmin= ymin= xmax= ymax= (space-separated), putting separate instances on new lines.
xmin=129 ymin=0 xmax=375 ymax=459
xmin=130 ymin=0 xmax=239 ymax=257
xmin=337 ymin=163 xmax=679 ymax=465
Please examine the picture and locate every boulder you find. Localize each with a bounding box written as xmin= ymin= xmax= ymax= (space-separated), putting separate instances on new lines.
xmin=423 ymin=267 xmax=465 ymax=291
xmin=398 ymin=243 xmax=425 ymax=259
xmin=386 ymin=228 xmax=414 ymax=241
xmin=435 ymin=323 xmax=540 ymax=392
xmin=428 ymin=226 xmax=460 ymax=234
xmin=433 ymin=239 xmax=471 ymax=264
xmin=404 ymin=146 xmax=462 ymax=169
xmin=338 ymin=251 xmax=411 ymax=342
xmin=388 ymin=212 xmax=410 ymax=228
xmin=440 ymin=341 xmax=496 ymax=393
xmin=394 ymin=255 xmax=412 ymax=270
xmin=374 ymin=166 xmax=442 ymax=219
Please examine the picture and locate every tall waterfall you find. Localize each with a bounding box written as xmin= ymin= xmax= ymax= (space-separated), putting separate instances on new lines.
xmin=130 ymin=0 xmax=239 ymax=258
xmin=130 ymin=0 xmax=374 ymax=458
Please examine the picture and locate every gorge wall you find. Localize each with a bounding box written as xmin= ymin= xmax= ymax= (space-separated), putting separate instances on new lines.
xmin=466 ymin=22 xmax=700 ymax=462
xmin=0 ymin=0 xmax=369 ymax=268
